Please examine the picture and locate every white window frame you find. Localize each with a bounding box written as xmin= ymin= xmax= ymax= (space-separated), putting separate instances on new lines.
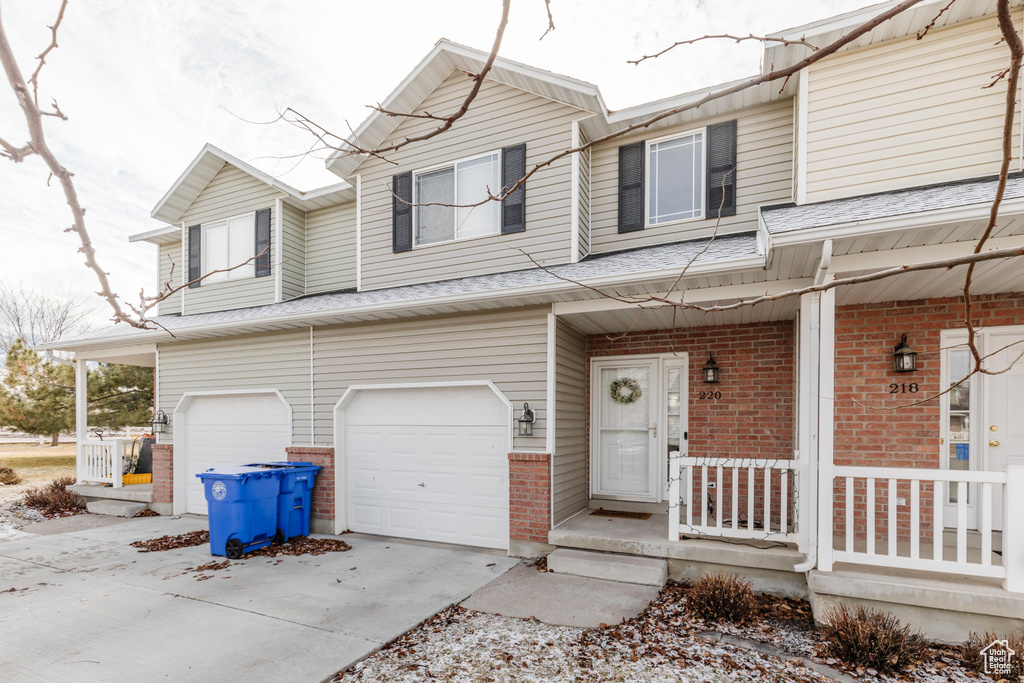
xmin=644 ymin=127 xmax=707 ymax=228
xmin=201 ymin=211 xmax=256 ymax=283
xmin=412 ymin=149 xmax=502 ymax=248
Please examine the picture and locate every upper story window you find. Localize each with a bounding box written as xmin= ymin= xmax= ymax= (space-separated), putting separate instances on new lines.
xmin=647 ymin=130 xmax=704 ymax=226
xmin=414 ymin=152 xmax=501 ymax=246
xmin=203 ymin=212 xmax=256 ymax=282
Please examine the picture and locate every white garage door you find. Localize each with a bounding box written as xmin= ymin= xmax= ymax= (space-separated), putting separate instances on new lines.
xmin=183 ymin=394 xmax=291 ymax=515
xmin=343 ymin=385 xmax=510 ymax=549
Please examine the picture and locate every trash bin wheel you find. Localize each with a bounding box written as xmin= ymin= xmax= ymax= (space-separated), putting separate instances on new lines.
xmin=273 ymin=529 xmax=286 ymax=546
xmin=225 ymin=538 xmax=244 ymax=559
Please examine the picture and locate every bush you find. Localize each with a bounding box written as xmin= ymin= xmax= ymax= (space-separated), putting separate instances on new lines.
xmin=820 ymin=605 xmax=925 ymax=674
xmin=0 ymin=465 xmax=22 ymax=485
xmin=687 ymin=573 xmax=758 ymax=624
xmin=20 ymin=477 xmax=85 ymax=517
xmin=962 ymin=631 xmax=1024 ymax=678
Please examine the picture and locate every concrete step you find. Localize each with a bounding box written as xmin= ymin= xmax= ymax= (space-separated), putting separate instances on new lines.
xmin=547 ymin=548 xmax=668 ymax=586
xmin=86 ymin=500 xmax=148 ymax=517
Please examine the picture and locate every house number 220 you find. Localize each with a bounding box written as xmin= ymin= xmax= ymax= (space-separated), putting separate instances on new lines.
xmin=889 ymin=383 xmax=919 ymax=393
xmin=698 ymin=391 xmax=722 ymax=400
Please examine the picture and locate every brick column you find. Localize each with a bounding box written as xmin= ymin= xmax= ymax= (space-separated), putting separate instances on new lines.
xmin=286 ymin=447 xmax=335 ymax=529
xmin=508 ymin=452 xmax=551 ymax=543
xmin=151 ymin=443 xmax=173 ymax=508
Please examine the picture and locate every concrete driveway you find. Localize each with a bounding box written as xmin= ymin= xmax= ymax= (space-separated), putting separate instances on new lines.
xmin=0 ymin=516 xmax=518 ymax=682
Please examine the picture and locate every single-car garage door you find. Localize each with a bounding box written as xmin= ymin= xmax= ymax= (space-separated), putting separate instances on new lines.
xmin=342 ymin=385 xmax=510 ymax=549
xmin=183 ymin=394 xmax=291 ymax=515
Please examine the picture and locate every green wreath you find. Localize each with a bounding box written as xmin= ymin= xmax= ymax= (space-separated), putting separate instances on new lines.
xmin=610 ymin=377 xmax=643 ymax=404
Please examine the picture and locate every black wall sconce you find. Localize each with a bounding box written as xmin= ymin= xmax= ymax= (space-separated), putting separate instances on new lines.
xmin=517 ymin=403 xmax=535 ymax=437
xmin=151 ymin=409 xmax=170 ymax=434
xmin=702 ymin=354 xmax=720 ymax=384
xmin=893 ymin=334 xmax=918 ymax=373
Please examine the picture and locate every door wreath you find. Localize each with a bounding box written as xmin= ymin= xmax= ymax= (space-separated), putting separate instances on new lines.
xmin=610 ymin=377 xmax=643 ymax=404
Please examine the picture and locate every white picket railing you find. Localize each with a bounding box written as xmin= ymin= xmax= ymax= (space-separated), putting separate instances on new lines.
xmin=669 ymin=453 xmax=799 ymax=544
xmin=78 ymin=439 xmax=128 ymax=488
xmin=827 ymin=466 xmax=1006 ymax=579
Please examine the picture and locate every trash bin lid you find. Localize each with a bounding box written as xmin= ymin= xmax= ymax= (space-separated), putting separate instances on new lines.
xmin=244 ymin=461 xmax=321 ymax=470
xmin=196 ymin=466 xmax=278 ymax=480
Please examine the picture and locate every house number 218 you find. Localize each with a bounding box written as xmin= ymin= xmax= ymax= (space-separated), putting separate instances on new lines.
xmin=889 ymin=383 xmax=919 ymax=393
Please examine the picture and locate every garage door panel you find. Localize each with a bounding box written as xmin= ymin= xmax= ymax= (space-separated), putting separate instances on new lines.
xmin=184 ymin=395 xmax=290 ymax=515
xmin=344 ymin=386 xmax=510 ymax=549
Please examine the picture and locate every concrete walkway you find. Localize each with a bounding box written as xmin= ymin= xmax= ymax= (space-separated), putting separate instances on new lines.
xmin=0 ymin=516 xmax=517 ymax=682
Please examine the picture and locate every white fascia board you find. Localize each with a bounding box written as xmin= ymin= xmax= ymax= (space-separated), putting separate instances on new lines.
xmin=767 ymin=0 xmax=902 ymax=40
xmin=767 ymin=196 xmax=1024 ymax=247
xmin=829 ymin=234 xmax=1024 ymax=273
xmin=39 ymin=254 xmax=765 ymax=353
xmin=128 ymin=225 xmax=180 ymax=245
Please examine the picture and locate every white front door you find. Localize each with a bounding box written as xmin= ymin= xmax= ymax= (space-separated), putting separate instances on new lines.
xmin=592 ymin=359 xmax=660 ymax=501
xmin=982 ymin=332 xmax=1024 ymax=531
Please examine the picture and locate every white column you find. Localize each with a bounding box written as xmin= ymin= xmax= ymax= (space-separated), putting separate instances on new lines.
xmin=817 ymin=287 xmax=836 ymax=572
xmin=75 ymin=357 xmax=87 ymax=484
xmin=796 ymin=293 xmax=820 ymax=560
xmin=1004 ymin=456 xmax=1024 ymax=593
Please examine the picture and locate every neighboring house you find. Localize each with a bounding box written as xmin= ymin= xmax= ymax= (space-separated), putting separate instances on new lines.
xmin=44 ymin=0 xmax=1024 ymax=640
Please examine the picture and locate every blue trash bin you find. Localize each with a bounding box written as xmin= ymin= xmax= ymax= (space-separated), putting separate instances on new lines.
xmin=245 ymin=462 xmax=321 ymax=542
xmin=196 ymin=466 xmax=281 ymax=558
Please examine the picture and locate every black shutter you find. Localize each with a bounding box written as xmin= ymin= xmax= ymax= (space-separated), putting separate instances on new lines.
xmin=617 ymin=142 xmax=645 ymax=233
xmin=392 ymin=171 xmax=413 ymax=253
xmin=187 ymin=224 xmax=201 ymax=288
xmin=501 ymin=143 xmax=526 ymax=234
xmin=706 ymin=119 xmax=738 ymax=219
xmin=254 ymin=208 xmax=271 ymax=277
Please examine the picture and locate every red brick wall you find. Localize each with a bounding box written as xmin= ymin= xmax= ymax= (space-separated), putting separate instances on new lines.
xmin=588 ymin=321 xmax=797 ymax=462
xmin=587 ymin=321 xmax=797 ymax=530
xmin=152 ymin=443 xmax=173 ymax=504
xmin=833 ymin=292 xmax=1024 ymax=542
xmin=509 ymin=452 xmax=551 ymax=543
xmin=286 ymin=446 xmax=335 ymax=522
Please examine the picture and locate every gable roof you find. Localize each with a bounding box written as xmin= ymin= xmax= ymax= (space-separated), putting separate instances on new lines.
xmin=149 ymin=143 xmax=356 ymax=225
xmin=326 ymin=40 xmax=798 ymax=180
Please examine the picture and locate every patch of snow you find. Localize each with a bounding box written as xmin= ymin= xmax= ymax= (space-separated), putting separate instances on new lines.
xmin=0 ymin=517 xmax=31 ymax=542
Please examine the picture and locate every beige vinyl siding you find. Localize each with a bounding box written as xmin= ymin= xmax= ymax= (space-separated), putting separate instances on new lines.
xmin=578 ymin=139 xmax=591 ymax=259
xmin=282 ymin=202 xmax=306 ymax=300
xmin=553 ymin=319 xmax=587 ymax=524
xmin=589 ymin=99 xmax=794 ymax=253
xmin=305 ymin=202 xmax=357 ymax=295
xmin=356 ymin=74 xmax=586 ymax=290
xmin=181 ymin=164 xmax=282 ymax=314
xmin=156 ymin=240 xmax=182 ymax=315
xmin=312 ymin=307 xmax=549 ymax=451
xmin=158 ymin=329 xmax=313 ymax=444
xmin=806 ymin=15 xmax=1022 ymax=202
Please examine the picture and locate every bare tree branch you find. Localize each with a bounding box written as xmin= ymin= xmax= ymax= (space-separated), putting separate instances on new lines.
xmin=628 ymin=33 xmax=818 ymax=67
xmin=540 ymin=0 xmax=555 ymax=41
xmin=917 ymin=0 xmax=959 ymax=40
xmin=27 ymin=0 xmax=67 ymax=109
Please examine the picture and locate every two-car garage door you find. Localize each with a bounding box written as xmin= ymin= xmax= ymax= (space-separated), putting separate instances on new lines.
xmin=342 ymin=385 xmax=510 ymax=550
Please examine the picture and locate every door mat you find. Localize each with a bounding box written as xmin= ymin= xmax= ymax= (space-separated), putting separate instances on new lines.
xmin=589 ymin=508 xmax=652 ymax=520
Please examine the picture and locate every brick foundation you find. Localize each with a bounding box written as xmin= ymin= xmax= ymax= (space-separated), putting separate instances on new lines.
xmin=509 ymin=452 xmax=551 ymax=543
xmin=151 ymin=443 xmax=173 ymax=505
xmin=286 ymin=446 xmax=335 ymax=522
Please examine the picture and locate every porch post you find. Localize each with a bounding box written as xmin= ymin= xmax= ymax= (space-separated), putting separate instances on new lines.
xmin=817 ymin=288 xmax=836 ymax=572
xmin=796 ymin=293 xmax=819 ymax=559
xmin=1005 ymin=456 xmax=1024 ymax=593
xmin=75 ymin=356 xmax=87 ymax=484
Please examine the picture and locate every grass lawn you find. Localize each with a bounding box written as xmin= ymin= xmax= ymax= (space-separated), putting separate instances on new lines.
xmin=0 ymin=444 xmax=76 ymax=485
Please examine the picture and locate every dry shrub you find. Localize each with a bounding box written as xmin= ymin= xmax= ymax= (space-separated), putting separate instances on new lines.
xmin=820 ymin=605 xmax=925 ymax=674
xmin=687 ymin=573 xmax=758 ymax=624
xmin=0 ymin=465 xmax=22 ymax=485
xmin=20 ymin=477 xmax=85 ymax=517
xmin=961 ymin=631 xmax=1024 ymax=678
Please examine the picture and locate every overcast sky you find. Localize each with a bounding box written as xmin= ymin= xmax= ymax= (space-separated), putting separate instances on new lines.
xmin=0 ymin=0 xmax=873 ymax=326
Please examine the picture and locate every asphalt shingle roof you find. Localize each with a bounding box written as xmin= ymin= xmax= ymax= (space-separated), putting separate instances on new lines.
xmin=67 ymin=232 xmax=761 ymax=346
xmin=761 ymin=173 xmax=1024 ymax=235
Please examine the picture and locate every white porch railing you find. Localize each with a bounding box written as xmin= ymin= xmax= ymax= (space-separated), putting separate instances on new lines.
xmin=826 ymin=466 xmax=1006 ymax=579
xmin=669 ymin=453 xmax=800 ymax=544
xmin=78 ymin=439 xmax=129 ymax=488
